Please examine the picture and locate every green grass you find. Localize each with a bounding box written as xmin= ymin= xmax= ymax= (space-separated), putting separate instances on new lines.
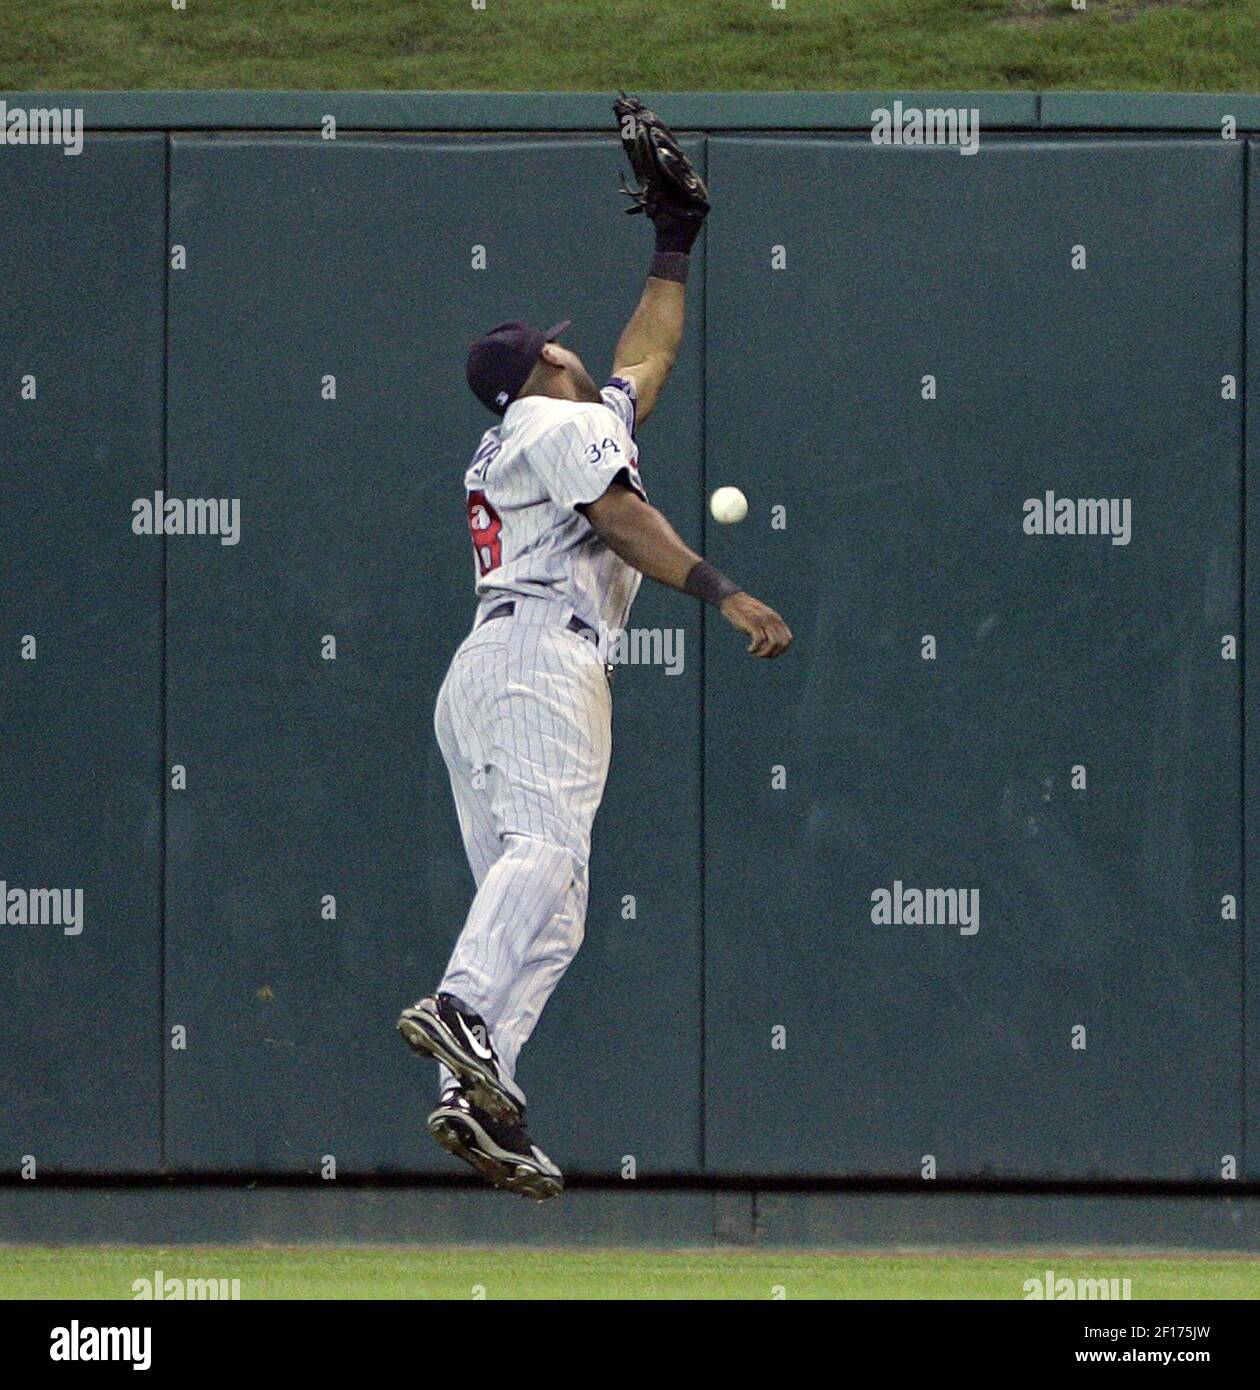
xmin=0 ymin=0 xmax=1256 ymax=93
xmin=4 ymin=1247 xmax=1258 ymax=1299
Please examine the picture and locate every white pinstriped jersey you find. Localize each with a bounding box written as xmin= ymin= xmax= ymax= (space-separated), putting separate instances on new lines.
xmin=464 ymin=378 xmax=646 ymax=636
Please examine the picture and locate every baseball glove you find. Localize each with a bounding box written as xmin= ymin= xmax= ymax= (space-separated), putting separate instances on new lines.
xmin=613 ymin=93 xmax=710 ymax=239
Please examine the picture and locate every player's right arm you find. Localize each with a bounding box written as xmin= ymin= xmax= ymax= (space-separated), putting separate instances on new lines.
xmin=609 ymin=97 xmax=706 ymax=428
xmin=610 ymin=273 xmax=685 ymax=428
xmin=581 ymin=482 xmax=793 ymax=659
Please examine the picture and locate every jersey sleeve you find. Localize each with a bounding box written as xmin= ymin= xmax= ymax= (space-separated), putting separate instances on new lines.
xmin=601 ymin=377 xmax=638 ymax=439
xmin=530 ymin=406 xmax=645 ymax=512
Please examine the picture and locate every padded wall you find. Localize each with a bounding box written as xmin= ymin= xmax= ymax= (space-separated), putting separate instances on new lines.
xmin=2 ymin=121 xmax=1253 ymax=1183
xmin=703 ymin=136 xmax=1244 ymax=1178
xmin=162 ymin=136 xmax=703 ymax=1173
xmin=0 ymin=136 xmax=165 ymax=1168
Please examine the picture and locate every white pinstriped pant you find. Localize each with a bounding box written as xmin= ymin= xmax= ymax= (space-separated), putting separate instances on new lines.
xmin=433 ymin=596 xmax=613 ymax=1088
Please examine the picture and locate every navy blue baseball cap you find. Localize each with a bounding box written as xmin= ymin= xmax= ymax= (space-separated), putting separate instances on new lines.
xmin=466 ymin=319 xmax=572 ymax=416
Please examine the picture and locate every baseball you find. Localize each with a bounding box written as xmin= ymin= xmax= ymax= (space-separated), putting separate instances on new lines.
xmin=710 ymin=486 xmax=749 ymax=525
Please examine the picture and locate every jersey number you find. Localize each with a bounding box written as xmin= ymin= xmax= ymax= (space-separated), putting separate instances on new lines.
xmin=467 ymin=490 xmax=503 ymax=576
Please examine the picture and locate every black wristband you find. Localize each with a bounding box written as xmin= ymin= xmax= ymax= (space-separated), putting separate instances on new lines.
xmin=653 ymin=206 xmax=705 ymax=255
xmin=649 ymin=251 xmax=690 ymax=284
xmin=684 ymin=559 xmax=741 ymax=607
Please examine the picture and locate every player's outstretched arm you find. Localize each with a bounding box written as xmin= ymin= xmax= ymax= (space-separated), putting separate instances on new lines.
xmin=581 ymin=482 xmax=793 ymax=658
xmin=611 ymin=275 xmax=685 ymax=427
xmin=609 ymin=94 xmax=709 ymax=427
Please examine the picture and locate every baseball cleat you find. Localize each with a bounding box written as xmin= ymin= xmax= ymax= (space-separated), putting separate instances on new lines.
xmin=396 ymin=992 xmax=526 ymax=1123
xmin=427 ymin=1087 xmax=563 ymax=1202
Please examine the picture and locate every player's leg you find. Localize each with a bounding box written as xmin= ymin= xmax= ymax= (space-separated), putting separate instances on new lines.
xmin=433 ymin=649 xmax=500 ymax=889
xmin=438 ymin=626 xmax=611 ymax=1074
xmin=401 ymin=629 xmax=609 ymax=1197
xmin=398 ymin=643 xmax=529 ymax=1121
xmin=489 ymin=858 xmax=589 ymax=1080
xmin=426 ymin=1085 xmax=563 ymax=1202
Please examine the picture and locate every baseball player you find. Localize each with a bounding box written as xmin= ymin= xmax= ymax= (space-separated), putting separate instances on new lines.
xmin=397 ymin=98 xmax=792 ymax=1199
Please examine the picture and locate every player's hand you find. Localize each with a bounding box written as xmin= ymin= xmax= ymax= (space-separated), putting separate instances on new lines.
xmin=719 ymin=592 xmax=793 ymax=658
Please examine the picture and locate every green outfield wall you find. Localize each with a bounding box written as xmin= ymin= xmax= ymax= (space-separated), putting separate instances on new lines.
xmin=1 ymin=94 xmax=1256 ymax=1194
